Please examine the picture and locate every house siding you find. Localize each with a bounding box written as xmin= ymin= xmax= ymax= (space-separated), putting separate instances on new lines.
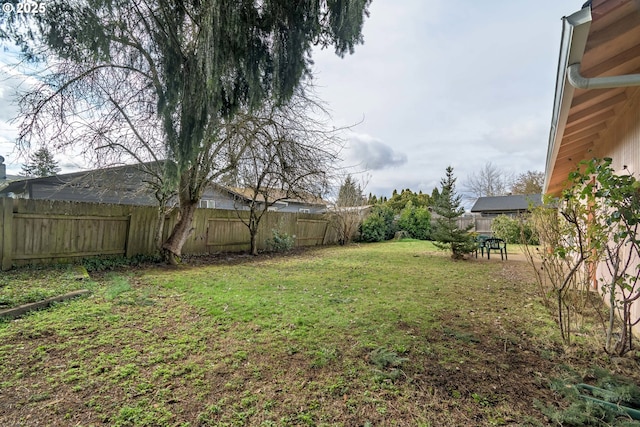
xmin=592 ymin=88 xmax=640 ymax=333
xmin=200 ymin=187 xmax=326 ymax=214
xmin=595 ymin=89 xmax=640 ymax=173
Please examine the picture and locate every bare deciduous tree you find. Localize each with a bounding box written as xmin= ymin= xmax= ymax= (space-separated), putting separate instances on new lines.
xmin=326 ymin=174 xmax=369 ymax=245
xmin=16 ymin=59 xmax=177 ymax=250
xmin=226 ymin=88 xmax=343 ymax=255
xmin=511 ymin=171 xmax=544 ymax=195
xmin=464 ymin=162 xmax=511 ymax=199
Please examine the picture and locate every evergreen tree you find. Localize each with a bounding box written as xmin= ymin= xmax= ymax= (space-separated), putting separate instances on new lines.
xmin=385 ymin=188 xmax=431 ymax=213
xmin=432 ymin=166 xmax=475 ymax=259
xmin=21 ymin=147 xmax=61 ymax=177
xmin=397 ymin=201 xmax=431 ymax=240
xmin=431 ymin=187 xmax=441 ymax=205
xmin=337 ymin=175 xmax=362 ymax=207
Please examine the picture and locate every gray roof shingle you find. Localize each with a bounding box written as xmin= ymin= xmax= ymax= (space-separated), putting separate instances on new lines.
xmin=470 ymin=194 xmax=542 ymax=213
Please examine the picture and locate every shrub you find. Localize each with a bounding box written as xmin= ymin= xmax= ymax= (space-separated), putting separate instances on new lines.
xmin=359 ymin=205 xmax=396 ymax=242
xmin=266 ymin=229 xmax=295 ymax=252
xmin=491 ymin=214 xmax=538 ymax=245
xmin=396 ymin=201 xmax=431 ymax=240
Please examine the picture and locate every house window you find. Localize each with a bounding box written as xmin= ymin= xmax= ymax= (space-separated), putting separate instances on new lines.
xmin=299 ymin=208 xmax=310 ymax=213
xmin=199 ymin=200 xmax=215 ymax=209
xmin=267 ymin=206 xmax=279 ymax=212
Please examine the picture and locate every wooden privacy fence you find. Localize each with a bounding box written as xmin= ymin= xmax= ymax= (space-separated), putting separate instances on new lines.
xmin=0 ymin=198 xmax=336 ymax=270
xmin=457 ymin=217 xmax=494 ymax=235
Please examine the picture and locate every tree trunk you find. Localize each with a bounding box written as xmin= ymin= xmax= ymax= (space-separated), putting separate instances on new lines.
xmin=162 ymin=196 xmax=198 ymax=265
xmin=154 ymin=204 xmax=169 ymax=252
xmin=250 ymin=230 xmax=258 ymax=256
xmin=249 ymin=213 xmax=259 ymax=256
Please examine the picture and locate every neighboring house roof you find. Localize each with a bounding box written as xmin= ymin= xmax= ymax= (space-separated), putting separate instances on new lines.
xmin=470 ymin=194 xmax=542 ymax=214
xmin=0 ymin=175 xmax=23 ymax=190
xmin=545 ymin=0 xmax=640 ymax=196
xmin=0 ymin=162 xmax=328 ymax=209
xmin=0 ymin=163 xmax=165 ymax=205
xmin=224 ymin=186 xmax=326 ymax=207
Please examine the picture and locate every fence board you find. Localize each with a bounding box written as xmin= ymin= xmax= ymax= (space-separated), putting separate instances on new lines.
xmin=11 ymin=214 xmax=129 ymax=262
xmin=296 ymin=219 xmax=327 ymax=245
xmin=0 ymin=198 xmax=12 ymax=270
xmin=207 ymin=218 xmax=248 ymax=247
xmin=1 ymin=198 xmax=337 ymax=269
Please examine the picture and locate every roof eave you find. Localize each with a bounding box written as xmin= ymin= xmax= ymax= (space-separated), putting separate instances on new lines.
xmin=544 ymin=6 xmax=592 ymax=195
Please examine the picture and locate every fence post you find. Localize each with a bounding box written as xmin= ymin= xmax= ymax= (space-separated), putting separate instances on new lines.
xmin=0 ymin=198 xmax=13 ymax=270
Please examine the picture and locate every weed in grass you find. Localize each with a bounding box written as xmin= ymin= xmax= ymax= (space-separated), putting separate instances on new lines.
xmin=443 ymin=327 xmax=481 ymax=344
xmin=115 ymin=363 xmax=139 ymax=380
xmin=28 ymin=392 xmax=50 ymax=402
xmin=152 ymin=366 xmax=174 ymax=381
xmin=233 ymin=350 xmax=248 ymax=362
xmin=105 ymin=276 xmax=132 ymax=300
xmin=263 ymin=399 xmax=276 ymax=411
xmin=285 ymin=345 xmax=300 ymax=355
xmin=134 ymin=382 xmax=154 ymax=396
xmin=197 ymin=404 xmax=221 ymax=425
xmin=368 ymin=346 xmax=408 ymax=381
xmin=296 ymin=411 xmax=315 ymax=425
xmin=326 ymin=377 xmax=349 ymax=397
xmin=310 ymin=346 xmax=339 ymax=368
xmin=112 ymin=399 xmax=173 ymax=427
xmin=240 ymin=392 xmax=258 ymax=408
xmin=471 ymin=392 xmax=493 ymax=407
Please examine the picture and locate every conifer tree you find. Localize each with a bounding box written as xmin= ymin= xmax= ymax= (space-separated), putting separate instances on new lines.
xmin=432 ymin=166 xmax=475 ymax=259
xmin=337 ymin=175 xmax=362 ymax=207
xmin=21 ymin=147 xmax=61 ymax=177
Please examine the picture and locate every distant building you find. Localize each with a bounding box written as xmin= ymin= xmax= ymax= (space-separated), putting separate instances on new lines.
xmin=0 ymin=155 xmax=23 ymax=190
xmin=470 ymin=194 xmax=542 ymax=218
xmin=0 ymin=162 xmax=328 ymax=213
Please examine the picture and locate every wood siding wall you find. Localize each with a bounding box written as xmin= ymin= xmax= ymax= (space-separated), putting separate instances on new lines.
xmin=593 ymin=88 xmax=640 ymax=332
xmin=0 ymin=198 xmax=336 ymax=269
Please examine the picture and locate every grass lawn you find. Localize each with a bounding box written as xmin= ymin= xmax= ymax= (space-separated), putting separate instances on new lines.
xmin=0 ymin=240 xmax=635 ymax=426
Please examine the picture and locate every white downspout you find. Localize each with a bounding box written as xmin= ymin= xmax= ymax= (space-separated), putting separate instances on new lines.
xmin=567 ymin=63 xmax=640 ymax=89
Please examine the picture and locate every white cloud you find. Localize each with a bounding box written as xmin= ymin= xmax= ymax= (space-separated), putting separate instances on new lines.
xmin=346 ymin=132 xmax=408 ymax=171
xmin=311 ymin=0 xmax=572 ymax=198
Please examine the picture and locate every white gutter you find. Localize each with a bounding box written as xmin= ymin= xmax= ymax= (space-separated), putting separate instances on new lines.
xmin=567 ymin=63 xmax=640 ymax=89
xmin=544 ymin=6 xmax=592 ymax=194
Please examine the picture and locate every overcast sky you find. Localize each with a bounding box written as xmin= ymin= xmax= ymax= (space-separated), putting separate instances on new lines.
xmin=0 ymin=1 xmax=579 ymax=201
